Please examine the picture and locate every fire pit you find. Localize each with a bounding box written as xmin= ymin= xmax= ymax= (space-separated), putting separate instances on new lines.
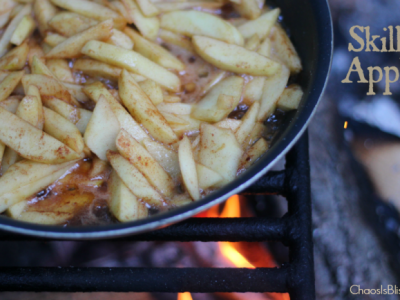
xmin=0 ymin=133 xmax=312 ymax=300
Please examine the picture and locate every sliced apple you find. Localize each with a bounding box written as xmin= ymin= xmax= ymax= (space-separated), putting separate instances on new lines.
xmin=11 ymin=192 xmax=93 ymax=225
xmin=46 ymin=58 xmax=74 ymax=83
xmin=34 ymin=0 xmax=58 ymax=36
xmin=179 ymin=136 xmax=200 ymax=200
xmin=142 ymin=137 xmax=181 ymax=183
xmin=139 ymin=79 xmax=163 ymax=106
xmin=109 ymin=171 xmax=148 ymax=222
xmin=0 ymin=4 xmax=31 ymax=57
xmin=276 ymin=84 xmax=304 ymax=111
xmin=73 ymin=58 xmax=122 ymax=81
xmin=155 ymin=1 xmax=224 ymax=12
xmin=243 ymin=122 xmax=266 ymax=148
xmin=0 ymin=71 xmax=24 ymax=101
xmin=0 ymin=159 xmax=78 ymax=212
xmin=240 ymin=137 xmax=268 ymax=169
xmin=48 ymin=12 xmax=98 ymax=37
xmin=201 ymin=70 xmax=227 ymax=95
xmin=43 ymin=98 xmax=91 ymax=134
xmin=235 ymin=102 xmax=260 ymax=145
xmin=44 ymin=32 xmax=66 ymax=47
xmin=119 ymin=70 xmax=178 ymax=144
xmin=84 ymin=96 xmax=120 ymax=161
xmin=193 ymin=36 xmax=281 ymax=76
xmin=21 ymin=74 xmax=80 ymax=107
xmin=233 ymin=0 xmax=261 ymax=20
xmin=243 ymin=76 xmax=266 ymax=105
xmin=238 ymin=8 xmax=280 ymax=39
xmin=215 ymin=118 xmax=242 ymax=132
xmin=199 ymin=123 xmax=243 ymax=187
xmin=0 ymin=106 xmax=80 ymax=164
xmin=43 ymin=107 xmax=84 ymax=154
xmin=257 ymin=65 xmax=290 ymax=121
xmin=158 ymin=29 xmax=194 ymax=53
xmin=10 ymin=14 xmax=36 ymax=46
xmin=81 ymin=41 xmax=181 ymax=92
xmin=121 ymin=0 xmax=159 ymax=40
xmin=0 ymin=96 xmax=21 ymax=113
xmin=106 ymin=29 xmax=134 ymax=50
xmin=116 ymin=129 xmax=175 ymax=198
xmin=157 ymin=103 xmax=192 ymax=115
xmin=16 ymin=95 xmax=44 ymax=130
xmin=1 ymin=147 xmax=21 ymax=174
xmin=46 ymin=19 xmax=113 ymax=59
xmin=50 ymin=0 xmax=126 ymax=29
xmin=136 ymin=0 xmax=160 ymax=17
xmin=161 ymin=10 xmax=243 ymax=46
xmin=107 ymin=150 xmax=165 ymax=207
xmin=191 ymin=76 xmax=243 ymax=122
xmin=82 ymin=81 xmax=149 ymax=142
xmin=196 ymin=163 xmax=223 ymax=190
xmin=124 ymin=27 xmax=185 ymax=71
xmin=0 ymin=41 xmax=29 ymax=70
xmin=244 ymin=34 xmax=260 ymax=51
xmin=270 ymin=25 xmax=302 ymax=74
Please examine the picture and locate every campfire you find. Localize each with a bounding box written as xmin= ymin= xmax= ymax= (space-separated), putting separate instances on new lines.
xmin=176 ymin=195 xmax=290 ymax=300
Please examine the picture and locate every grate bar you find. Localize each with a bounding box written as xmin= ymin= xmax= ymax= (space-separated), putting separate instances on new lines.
xmin=0 ymin=267 xmax=288 ymax=293
xmin=242 ymin=170 xmax=286 ymax=195
xmin=0 ymin=217 xmax=287 ymax=242
xmin=0 ymin=132 xmax=314 ymax=299
xmin=285 ymin=133 xmax=315 ymax=300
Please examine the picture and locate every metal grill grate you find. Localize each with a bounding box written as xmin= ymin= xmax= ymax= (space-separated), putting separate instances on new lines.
xmin=0 ymin=132 xmax=314 ymax=300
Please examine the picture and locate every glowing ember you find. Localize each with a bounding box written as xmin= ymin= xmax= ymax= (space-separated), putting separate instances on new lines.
xmin=177 ymin=292 xmax=193 ymax=300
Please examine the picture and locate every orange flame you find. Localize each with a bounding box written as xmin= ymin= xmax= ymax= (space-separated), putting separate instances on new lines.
xmin=202 ymin=195 xmax=291 ymax=299
xmin=217 ymin=195 xmax=255 ymax=269
xmin=177 ymin=292 xmax=193 ymax=300
xmin=219 ymin=242 xmax=255 ymax=269
xmin=220 ymin=195 xmax=241 ymax=218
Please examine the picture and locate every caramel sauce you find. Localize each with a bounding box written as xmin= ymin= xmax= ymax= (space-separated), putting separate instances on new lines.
xmin=24 ymin=159 xmax=114 ymax=226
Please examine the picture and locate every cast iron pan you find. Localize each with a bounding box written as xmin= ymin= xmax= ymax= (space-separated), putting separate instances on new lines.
xmin=0 ymin=0 xmax=333 ymax=239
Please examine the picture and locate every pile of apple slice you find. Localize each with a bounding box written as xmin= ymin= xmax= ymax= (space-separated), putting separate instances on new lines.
xmin=0 ymin=0 xmax=304 ymax=225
